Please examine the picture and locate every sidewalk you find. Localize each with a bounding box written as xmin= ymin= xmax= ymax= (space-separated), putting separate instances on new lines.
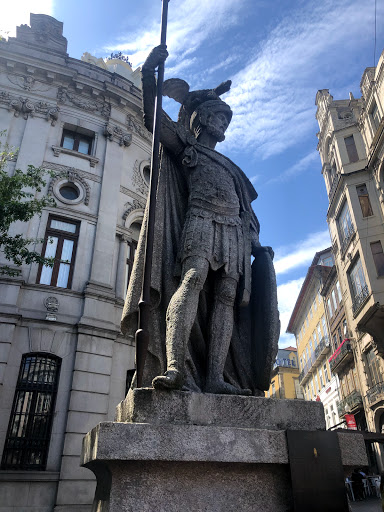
xmin=350 ymin=498 xmax=382 ymax=511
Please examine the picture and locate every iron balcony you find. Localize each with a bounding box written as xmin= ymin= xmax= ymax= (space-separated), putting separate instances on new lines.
xmin=352 ymin=284 xmax=370 ymax=317
xmin=366 ymin=381 xmax=384 ymax=407
xmin=298 ymin=336 xmax=330 ymax=385
xmin=337 ymin=390 xmax=363 ymax=417
xmin=329 ymin=340 xmax=353 ymax=373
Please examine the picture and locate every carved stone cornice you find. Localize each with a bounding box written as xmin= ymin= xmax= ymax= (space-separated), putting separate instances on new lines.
xmin=103 ymin=124 xmax=132 ymax=147
xmin=7 ymin=73 xmax=53 ymax=93
xmin=57 ymin=86 xmax=111 ymax=118
xmin=132 ymin=159 xmax=149 ymax=196
xmin=42 ymin=161 xmax=101 ymax=183
xmin=0 ymin=90 xmax=59 ymax=124
xmin=123 ymin=198 xmax=146 ymax=221
xmin=126 ymin=114 xmax=151 ymax=142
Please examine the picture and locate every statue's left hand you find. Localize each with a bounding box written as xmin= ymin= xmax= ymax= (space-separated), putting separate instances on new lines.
xmin=252 ymin=245 xmax=274 ymax=260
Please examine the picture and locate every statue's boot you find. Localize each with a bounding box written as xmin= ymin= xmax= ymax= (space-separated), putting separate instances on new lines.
xmin=152 ymin=370 xmax=183 ymax=390
xmin=205 ymin=379 xmax=251 ymax=396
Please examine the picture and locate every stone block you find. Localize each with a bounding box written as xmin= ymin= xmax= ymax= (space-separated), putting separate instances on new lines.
xmin=72 ymin=370 xmax=111 ymax=395
xmin=69 ymin=390 xmax=109 ymax=414
xmin=74 ymin=352 xmax=112 ymax=376
xmin=116 ymin=388 xmax=326 ymax=430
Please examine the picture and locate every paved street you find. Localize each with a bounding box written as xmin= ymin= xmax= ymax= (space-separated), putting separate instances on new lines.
xmin=350 ymin=498 xmax=382 ymax=511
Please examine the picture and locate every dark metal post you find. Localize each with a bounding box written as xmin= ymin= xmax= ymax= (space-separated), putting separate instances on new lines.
xmin=135 ymin=0 xmax=169 ymax=388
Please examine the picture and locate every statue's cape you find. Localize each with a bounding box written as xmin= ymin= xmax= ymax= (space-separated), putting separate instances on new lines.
xmin=121 ymin=142 xmax=279 ymax=393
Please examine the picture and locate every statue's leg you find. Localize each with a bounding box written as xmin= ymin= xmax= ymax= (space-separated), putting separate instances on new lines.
xmin=205 ymin=275 xmax=251 ymax=395
xmin=152 ymin=256 xmax=209 ymax=390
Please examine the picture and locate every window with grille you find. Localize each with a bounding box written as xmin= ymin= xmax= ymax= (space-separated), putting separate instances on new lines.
xmin=348 ymin=257 xmax=367 ymax=299
xmin=37 ymin=216 xmax=80 ymax=289
xmin=338 ymin=201 xmax=353 ymax=243
xmin=1 ymin=353 xmax=61 ymax=470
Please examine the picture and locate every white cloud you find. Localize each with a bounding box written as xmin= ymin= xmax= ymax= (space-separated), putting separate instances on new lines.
xmin=265 ymin=151 xmax=318 ymax=185
xmin=274 ymin=229 xmax=331 ymax=275
xmin=277 ymin=277 xmax=305 ymax=347
xmin=0 ymin=1 xmax=54 ymax=37
xmin=224 ymin=0 xmax=382 ymax=158
xmin=103 ymin=0 xmax=250 ymax=69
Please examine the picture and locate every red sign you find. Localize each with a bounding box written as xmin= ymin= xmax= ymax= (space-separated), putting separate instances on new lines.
xmin=345 ymin=414 xmax=357 ymax=430
xmin=329 ymin=338 xmax=350 ymax=363
xmin=316 ymin=395 xmax=321 ymax=402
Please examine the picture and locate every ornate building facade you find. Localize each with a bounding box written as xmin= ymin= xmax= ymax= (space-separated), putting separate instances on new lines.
xmin=0 ymin=15 xmax=151 ymax=511
xmin=316 ymin=48 xmax=384 ymax=469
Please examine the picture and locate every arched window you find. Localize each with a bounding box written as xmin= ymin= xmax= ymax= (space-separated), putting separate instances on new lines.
xmin=1 ymin=353 xmax=61 ymax=470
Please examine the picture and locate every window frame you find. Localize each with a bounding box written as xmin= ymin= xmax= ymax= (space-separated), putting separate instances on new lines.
xmin=344 ymin=135 xmax=359 ymax=163
xmin=356 ymin=184 xmax=373 ymax=218
xmin=371 ymin=241 xmax=384 ymax=277
xmin=37 ymin=215 xmax=80 ymax=289
xmin=60 ymin=128 xmax=93 ymax=156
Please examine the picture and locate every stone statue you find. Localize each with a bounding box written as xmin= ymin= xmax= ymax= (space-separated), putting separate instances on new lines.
xmin=121 ymin=46 xmax=279 ymax=395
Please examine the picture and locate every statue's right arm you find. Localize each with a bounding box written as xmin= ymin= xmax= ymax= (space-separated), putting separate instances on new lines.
xmin=141 ymin=47 xmax=183 ymax=155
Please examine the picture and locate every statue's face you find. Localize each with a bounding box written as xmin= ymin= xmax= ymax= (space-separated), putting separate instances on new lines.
xmin=203 ymin=110 xmax=230 ymax=142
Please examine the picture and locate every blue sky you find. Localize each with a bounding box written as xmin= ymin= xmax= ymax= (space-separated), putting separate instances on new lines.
xmin=2 ymin=0 xmax=384 ymax=346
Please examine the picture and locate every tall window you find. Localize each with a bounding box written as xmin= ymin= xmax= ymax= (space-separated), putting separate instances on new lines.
xmin=331 ymin=289 xmax=337 ymax=311
xmin=371 ymin=241 xmax=384 ymax=277
xmin=336 ymin=281 xmax=342 ymax=302
xmin=370 ymin=102 xmax=381 ymax=131
xmin=349 ymin=257 xmax=367 ymax=299
xmin=1 ymin=353 xmax=61 ymax=470
xmin=323 ymin=362 xmax=330 ymax=383
xmin=356 ymin=184 xmax=373 ymax=217
xmin=327 ymin=297 xmax=333 ymax=318
xmin=125 ymin=239 xmax=138 ymax=293
xmin=366 ymin=348 xmax=382 ymax=387
xmin=344 ymin=135 xmax=359 ymax=163
xmin=321 ymin=315 xmax=328 ymax=338
xmin=338 ymin=201 xmax=353 ymax=244
xmin=37 ymin=216 xmax=80 ymax=289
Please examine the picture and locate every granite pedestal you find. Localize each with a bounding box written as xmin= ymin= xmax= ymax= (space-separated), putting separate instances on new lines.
xmin=81 ymin=389 xmax=368 ymax=512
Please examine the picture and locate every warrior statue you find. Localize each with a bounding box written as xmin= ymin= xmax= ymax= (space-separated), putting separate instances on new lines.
xmin=121 ymin=46 xmax=279 ymax=395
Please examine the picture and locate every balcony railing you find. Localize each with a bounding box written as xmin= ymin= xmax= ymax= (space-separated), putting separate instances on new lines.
xmin=329 ymin=340 xmax=353 ymax=373
xmin=352 ymin=284 xmax=370 ymax=316
xmin=337 ymin=390 xmax=363 ymax=417
xmin=340 ymin=224 xmax=356 ymax=256
xmin=366 ymin=381 xmax=384 ymax=406
xmin=299 ymin=336 xmax=330 ymax=384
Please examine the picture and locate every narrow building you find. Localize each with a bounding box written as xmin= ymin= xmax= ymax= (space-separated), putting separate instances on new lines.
xmin=287 ymin=249 xmax=341 ymax=428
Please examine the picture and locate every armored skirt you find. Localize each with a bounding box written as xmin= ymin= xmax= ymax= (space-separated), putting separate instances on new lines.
xmin=178 ymin=206 xmax=244 ymax=279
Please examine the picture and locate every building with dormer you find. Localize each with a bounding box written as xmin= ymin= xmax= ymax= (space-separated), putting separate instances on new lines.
xmin=0 ymin=14 xmax=151 ymax=511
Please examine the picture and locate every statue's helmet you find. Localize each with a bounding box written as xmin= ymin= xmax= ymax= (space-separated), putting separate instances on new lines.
xmin=162 ymin=78 xmax=232 ymax=132
xmin=189 ymin=99 xmax=232 ymax=133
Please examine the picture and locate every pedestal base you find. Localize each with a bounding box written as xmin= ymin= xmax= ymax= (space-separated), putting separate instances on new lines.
xmin=81 ymin=390 xmax=368 ymax=512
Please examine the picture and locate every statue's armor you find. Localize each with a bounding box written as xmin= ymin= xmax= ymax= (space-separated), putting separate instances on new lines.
xmin=178 ymin=157 xmax=244 ymax=278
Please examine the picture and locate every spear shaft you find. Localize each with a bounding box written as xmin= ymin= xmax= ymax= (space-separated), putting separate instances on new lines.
xmin=135 ymin=0 xmax=170 ymax=388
